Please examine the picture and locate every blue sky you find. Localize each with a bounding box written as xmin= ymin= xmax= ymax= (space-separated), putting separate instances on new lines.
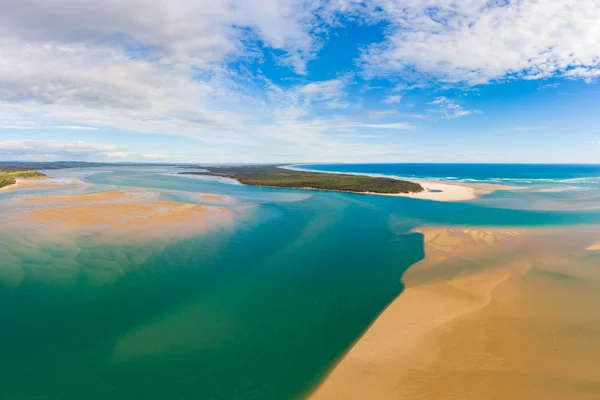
xmin=0 ymin=0 xmax=599 ymax=163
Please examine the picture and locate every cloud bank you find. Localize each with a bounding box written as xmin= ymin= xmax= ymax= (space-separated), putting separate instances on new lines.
xmin=0 ymin=0 xmax=599 ymax=161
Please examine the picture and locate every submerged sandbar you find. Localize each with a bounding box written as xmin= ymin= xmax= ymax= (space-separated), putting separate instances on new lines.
xmin=9 ymin=189 xmax=234 ymax=242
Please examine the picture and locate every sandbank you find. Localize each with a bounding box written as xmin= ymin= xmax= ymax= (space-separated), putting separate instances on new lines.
xmin=26 ymin=201 xmax=228 ymax=230
xmin=390 ymin=180 xmax=518 ymax=202
xmin=21 ymin=190 xmax=155 ymax=204
xmin=0 ymin=177 xmax=85 ymax=192
xmin=309 ymin=227 xmax=600 ymax=400
xmin=586 ymin=241 xmax=600 ymax=251
xmin=197 ymin=193 xmax=232 ymax=203
xmin=11 ymin=189 xmax=234 ymax=242
xmin=390 ymin=180 xmax=478 ymax=201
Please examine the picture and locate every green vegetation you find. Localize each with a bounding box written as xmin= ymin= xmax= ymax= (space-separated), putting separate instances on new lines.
xmin=0 ymin=170 xmax=47 ymax=189
xmin=180 ymin=165 xmax=424 ymax=194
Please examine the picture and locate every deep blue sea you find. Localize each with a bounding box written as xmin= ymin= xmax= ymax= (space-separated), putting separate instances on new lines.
xmin=296 ymin=163 xmax=600 ymax=184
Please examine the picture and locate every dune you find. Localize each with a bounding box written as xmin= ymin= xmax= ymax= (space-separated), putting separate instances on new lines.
xmin=310 ymin=227 xmax=600 ymax=400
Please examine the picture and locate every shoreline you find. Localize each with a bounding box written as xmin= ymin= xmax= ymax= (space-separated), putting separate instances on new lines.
xmin=587 ymin=241 xmax=600 ymax=250
xmin=0 ymin=177 xmax=86 ymax=192
xmin=308 ymin=226 xmax=600 ymax=400
xmin=280 ymin=165 xmax=518 ymax=202
xmin=192 ymin=170 xmax=480 ymax=202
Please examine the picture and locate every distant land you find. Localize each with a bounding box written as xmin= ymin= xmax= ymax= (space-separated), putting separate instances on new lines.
xmin=0 ymin=169 xmax=47 ymax=189
xmin=179 ymin=165 xmax=424 ymax=194
xmin=0 ymin=161 xmax=191 ymax=170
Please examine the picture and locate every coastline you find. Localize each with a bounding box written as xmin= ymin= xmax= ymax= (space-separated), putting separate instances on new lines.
xmin=309 ymin=226 xmax=600 ymax=400
xmin=191 ymin=168 xmax=482 ymax=202
xmin=280 ymin=165 xmax=517 ymax=202
xmin=0 ymin=177 xmax=85 ymax=192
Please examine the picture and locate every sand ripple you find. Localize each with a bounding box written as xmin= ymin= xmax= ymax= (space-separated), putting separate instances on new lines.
xmin=310 ymin=228 xmax=600 ymax=400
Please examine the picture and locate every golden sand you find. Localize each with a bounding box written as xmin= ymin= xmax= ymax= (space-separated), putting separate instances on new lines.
xmin=0 ymin=177 xmax=85 ymax=192
xmin=25 ymin=201 xmax=229 ymax=238
xmin=0 ymin=189 xmax=236 ymax=288
xmin=310 ymin=227 xmax=600 ymax=400
xmin=586 ymin=241 xmax=600 ymax=251
xmin=197 ymin=193 xmax=232 ymax=202
xmin=7 ymin=189 xmax=234 ymax=242
xmin=21 ymin=190 xmax=153 ymax=204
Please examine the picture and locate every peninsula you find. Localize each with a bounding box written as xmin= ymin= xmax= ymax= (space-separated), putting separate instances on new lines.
xmin=0 ymin=169 xmax=47 ymax=189
xmin=180 ymin=165 xmax=424 ymax=195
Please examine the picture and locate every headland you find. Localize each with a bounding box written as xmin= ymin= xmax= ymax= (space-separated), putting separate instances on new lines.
xmin=179 ymin=165 xmax=424 ymax=195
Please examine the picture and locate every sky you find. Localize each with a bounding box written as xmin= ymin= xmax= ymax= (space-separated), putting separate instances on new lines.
xmin=0 ymin=0 xmax=599 ymax=164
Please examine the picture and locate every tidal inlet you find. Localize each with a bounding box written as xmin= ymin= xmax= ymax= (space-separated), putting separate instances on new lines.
xmin=0 ymin=165 xmax=599 ymax=400
xmin=2 ymin=3 xmax=600 ymax=398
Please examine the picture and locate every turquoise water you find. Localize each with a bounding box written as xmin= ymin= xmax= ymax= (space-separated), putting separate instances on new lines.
xmin=1 ymin=165 xmax=599 ymax=399
xmin=297 ymin=163 xmax=600 ymax=211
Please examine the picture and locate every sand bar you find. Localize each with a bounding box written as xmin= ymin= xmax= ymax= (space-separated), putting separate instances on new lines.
xmin=21 ymin=190 xmax=155 ymax=204
xmin=310 ymin=227 xmax=600 ymax=400
xmin=586 ymin=241 xmax=600 ymax=250
xmin=197 ymin=193 xmax=232 ymax=203
xmin=0 ymin=177 xmax=85 ymax=192
xmin=26 ymin=201 xmax=227 ymax=229
xmin=10 ymin=189 xmax=234 ymax=242
xmin=391 ymin=180 xmax=478 ymax=201
xmin=390 ymin=180 xmax=519 ymax=202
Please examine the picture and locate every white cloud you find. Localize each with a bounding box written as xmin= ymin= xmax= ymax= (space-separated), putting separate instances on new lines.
xmin=538 ymin=83 xmax=560 ymax=90
xmin=0 ymin=140 xmax=127 ymax=160
xmin=360 ymin=0 xmax=600 ymax=85
xmin=382 ymin=95 xmax=402 ymax=104
xmin=141 ymin=153 xmax=179 ymax=160
xmin=428 ymin=97 xmax=473 ymax=119
xmin=350 ymin=122 xmax=414 ymax=129
xmin=2 ymin=0 xmax=594 ymax=163
xmin=53 ymin=125 xmax=99 ymax=130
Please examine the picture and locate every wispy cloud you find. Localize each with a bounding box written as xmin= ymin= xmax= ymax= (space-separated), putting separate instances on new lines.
xmin=382 ymin=95 xmax=402 ymax=105
xmin=428 ymin=97 xmax=474 ymax=119
xmin=53 ymin=125 xmax=99 ymax=130
xmin=359 ymin=0 xmax=600 ymax=85
xmin=0 ymin=140 xmax=127 ymax=160
xmin=1 ymin=0 xmax=599 ymax=163
xmin=538 ymin=83 xmax=560 ymax=90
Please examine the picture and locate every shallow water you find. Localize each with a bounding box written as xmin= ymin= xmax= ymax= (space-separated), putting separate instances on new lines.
xmin=0 ymin=165 xmax=599 ymax=399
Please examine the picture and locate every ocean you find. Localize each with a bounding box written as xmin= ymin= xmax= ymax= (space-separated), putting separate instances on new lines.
xmin=0 ymin=164 xmax=599 ymax=399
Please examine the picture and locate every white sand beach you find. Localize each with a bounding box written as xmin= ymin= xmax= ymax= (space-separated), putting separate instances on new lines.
xmin=391 ymin=180 xmax=478 ymax=201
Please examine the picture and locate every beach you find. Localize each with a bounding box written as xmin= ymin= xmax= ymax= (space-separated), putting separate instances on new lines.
xmin=587 ymin=241 xmax=600 ymax=250
xmin=310 ymin=226 xmax=600 ymax=400
xmin=0 ymin=177 xmax=85 ymax=192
